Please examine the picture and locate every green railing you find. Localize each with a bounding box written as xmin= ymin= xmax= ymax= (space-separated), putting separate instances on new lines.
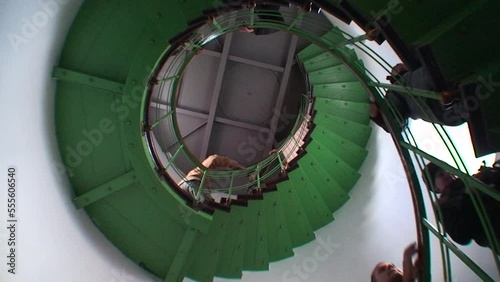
xmin=144 ymin=8 xmax=313 ymax=205
xmin=142 ymin=3 xmax=499 ymax=281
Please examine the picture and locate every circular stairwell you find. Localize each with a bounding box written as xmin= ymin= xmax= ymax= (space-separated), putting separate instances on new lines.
xmin=54 ymin=2 xmax=374 ymax=281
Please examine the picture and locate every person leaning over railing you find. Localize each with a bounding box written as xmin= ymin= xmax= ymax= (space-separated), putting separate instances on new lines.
xmin=371 ymin=242 xmax=420 ymax=282
xmin=423 ymin=161 xmax=500 ymax=249
xmin=369 ymin=64 xmax=466 ymax=132
xmin=178 ymin=155 xmax=246 ymax=203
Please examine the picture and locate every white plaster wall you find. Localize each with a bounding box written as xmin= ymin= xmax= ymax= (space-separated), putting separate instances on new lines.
xmin=0 ymin=1 xmax=496 ymax=282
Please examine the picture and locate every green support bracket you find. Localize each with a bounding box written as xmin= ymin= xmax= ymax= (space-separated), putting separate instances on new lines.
xmin=368 ymin=82 xmax=441 ymax=100
xmin=337 ymin=34 xmax=368 ymax=47
xmin=158 ymin=75 xmax=179 ymax=83
xmin=423 ymin=219 xmax=495 ymax=282
xmin=164 ymin=227 xmax=199 ymax=282
xmin=72 ymin=171 xmax=136 ymax=209
xmin=249 ymin=7 xmax=255 ymax=27
xmin=413 ymin=0 xmax=488 ymax=46
xmin=185 ymin=42 xmax=203 ymax=51
xmin=211 ymin=18 xmax=223 ymax=32
xmin=151 ymin=110 xmax=174 ymax=129
xmin=165 ymin=144 xmax=184 ymax=170
xmin=287 ymin=11 xmax=304 ymax=31
xmin=52 ymin=67 xmax=125 ymax=95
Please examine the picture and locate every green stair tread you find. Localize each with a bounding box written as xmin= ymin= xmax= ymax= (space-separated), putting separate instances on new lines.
xmin=302 ymin=52 xmax=342 ymax=73
xmin=242 ymin=200 xmax=269 ymax=271
xmin=305 ymin=140 xmax=361 ymax=192
xmin=215 ymin=206 xmax=246 ymax=279
xmin=314 ymin=98 xmax=370 ymax=125
xmin=297 ymin=28 xmax=345 ymax=61
xmin=313 ymin=113 xmax=372 ymax=148
xmin=312 ymin=81 xmax=369 ymax=102
xmin=310 ymin=127 xmax=368 ymax=170
xmin=288 ymin=169 xmax=334 ymax=229
xmin=276 ymin=181 xmax=316 ymax=247
xmin=183 ymin=210 xmax=230 ymax=282
xmin=297 ymin=160 xmax=349 ymax=213
xmin=308 ymin=64 xmax=358 ymax=85
xmin=262 ymin=191 xmax=294 ymax=262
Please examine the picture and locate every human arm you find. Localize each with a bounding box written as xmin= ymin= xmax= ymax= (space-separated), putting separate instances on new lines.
xmin=402 ymin=243 xmax=420 ymax=282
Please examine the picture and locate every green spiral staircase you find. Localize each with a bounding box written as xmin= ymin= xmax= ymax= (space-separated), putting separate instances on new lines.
xmin=54 ymin=1 xmax=500 ymax=281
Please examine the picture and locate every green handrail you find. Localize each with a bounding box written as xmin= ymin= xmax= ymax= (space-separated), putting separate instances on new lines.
xmin=142 ymin=6 xmax=500 ymax=281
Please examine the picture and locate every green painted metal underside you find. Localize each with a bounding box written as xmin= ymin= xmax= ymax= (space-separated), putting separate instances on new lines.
xmin=54 ymin=0 xmax=500 ymax=281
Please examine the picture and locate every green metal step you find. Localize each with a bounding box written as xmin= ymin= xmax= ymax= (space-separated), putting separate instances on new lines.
xmin=183 ymin=210 xmax=230 ymax=282
xmin=305 ymin=140 xmax=361 ymax=193
xmin=262 ymin=191 xmax=294 ymax=262
xmin=308 ymin=64 xmax=359 ymax=85
xmin=296 ymin=162 xmax=349 ymax=214
xmin=312 ymin=82 xmax=369 ymax=102
xmin=313 ymin=113 xmax=372 ymax=148
xmin=302 ymin=52 xmax=342 ymax=73
xmin=242 ymin=200 xmax=269 ymax=271
xmin=276 ymin=181 xmax=316 ymax=247
xmin=215 ymin=206 xmax=246 ymax=279
xmin=314 ymin=98 xmax=370 ymax=125
xmin=288 ymin=170 xmax=334 ymax=229
xmin=310 ymin=126 xmax=368 ymax=171
xmin=297 ymin=28 xmax=345 ymax=62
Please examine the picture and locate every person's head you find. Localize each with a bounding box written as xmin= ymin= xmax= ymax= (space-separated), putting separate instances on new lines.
xmin=386 ymin=63 xmax=408 ymax=84
xmin=422 ymin=163 xmax=454 ymax=193
xmin=371 ymin=262 xmax=404 ymax=282
xmin=391 ymin=63 xmax=408 ymax=76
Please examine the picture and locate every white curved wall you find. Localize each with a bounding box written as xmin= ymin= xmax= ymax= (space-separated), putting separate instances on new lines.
xmin=0 ymin=1 xmax=496 ymax=282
